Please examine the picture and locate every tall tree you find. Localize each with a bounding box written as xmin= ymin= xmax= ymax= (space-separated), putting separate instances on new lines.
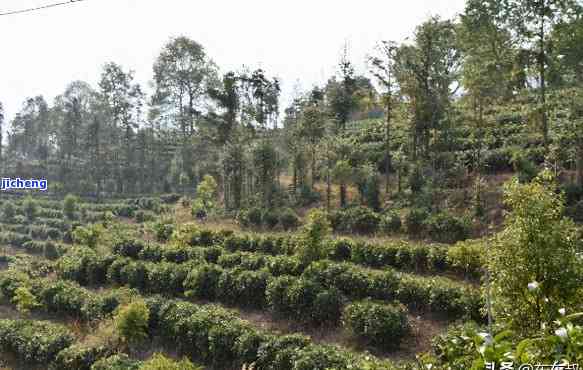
xmin=394 ymin=17 xmax=461 ymax=167
xmin=505 ymin=0 xmax=582 ymax=148
xmin=327 ymin=46 xmax=358 ymax=205
xmin=298 ymin=90 xmax=327 ymax=190
xmin=370 ymin=40 xmax=399 ymax=195
xmin=153 ymin=37 xmax=218 ymax=137
xmin=99 ymin=63 xmax=144 ymax=194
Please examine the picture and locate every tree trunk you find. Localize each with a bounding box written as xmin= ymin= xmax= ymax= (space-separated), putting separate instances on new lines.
xmin=539 ymin=6 xmax=548 ymax=149
xmin=340 ymin=183 xmax=347 ymax=208
xmin=577 ymin=140 xmax=583 ymax=187
xmin=385 ymin=94 xmax=391 ymax=197
xmin=311 ymin=145 xmax=317 ymax=190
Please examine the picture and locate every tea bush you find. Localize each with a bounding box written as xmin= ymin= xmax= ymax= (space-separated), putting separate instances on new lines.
xmin=263 ymin=209 xmax=280 ymax=229
xmin=184 ymin=264 xmax=224 ymax=300
xmin=63 ymin=194 xmax=79 ymax=220
xmin=343 ymin=301 xmax=410 ymax=349
xmin=329 ymin=206 xmax=381 ymax=234
xmin=279 ymin=207 xmax=300 ymax=230
xmin=0 ymin=319 xmax=73 ymax=363
xmin=114 ymin=300 xmax=150 ymax=345
xmin=51 ymin=344 xmax=112 ymax=370
xmin=425 ymin=212 xmax=471 ymax=244
xmin=91 ymin=354 xmax=141 ymax=370
xmin=379 ymin=211 xmax=402 ymax=234
xmin=405 ymin=208 xmax=428 ymax=236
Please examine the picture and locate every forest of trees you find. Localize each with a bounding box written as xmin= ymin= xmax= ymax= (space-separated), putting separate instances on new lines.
xmin=2 ymin=0 xmax=583 ymax=223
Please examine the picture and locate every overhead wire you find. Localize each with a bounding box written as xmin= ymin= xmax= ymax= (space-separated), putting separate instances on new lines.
xmin=0 ymin=0 xmax=89 ymax=17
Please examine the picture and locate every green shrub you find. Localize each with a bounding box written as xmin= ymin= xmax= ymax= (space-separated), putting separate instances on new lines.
xmin=447 ymin=240 xmax=484 ymax=278
xmin=91 ymin=354 xmax=141 ymax=370
xmin=114 ymin=300 xmax=150 ymax=345
xmin=293 ymin=344 xmax=353 ymax=370
xmin=265 ymin=255 xmax=303 ymax=276
xmin=328 ymin=238 xmax=353 ymax=261
xmin=141 ymin=353 xmax=201 ymax=370
xmin=490 ymin=171 xmax=582 ymax=334
xmin=247 ymin=207 xmax=263 ymax=227
xmin=113 ymin=205 xmax=137 ymax=218
xmin=511 ymin=151 xmax=539 ymax=183
xmin=51 ymin=344 xmax=111 ymax=370
xmin=345 ymin=206 xmax=381 ymax=234
xmin=329 ymin=206 xmax=381 ymax=234
xmin=343 ymin=301 xmax=410 ymax=349
xmin=63 ymin=194 xmax=79 ymax=220
xmin=237 ymin=207 xmax=263 ymax=228
xmin=183 ymin=264 xmax=223 ymax=300
xmin=2 ymin=201 xmax=16 ymax=223
xmin=405 ymin=208 xmax=428 ymax=236
xmin=0 ymin=319 xmax=73 ymax=363
xmin=279 ymin=208 xmax=300 ymax=230
xmin=135 ymin=210 xmax=156 ymax=223
xmin=160 ymin=193 xmax=181 ymax=204
xmin=217 ymin=269 xmax=270 ymax=308
xmin=72 ymin=224 xmax=104 ymax=249
xmin=152 ymin=218 xmax=174 ymax=242
xmin=566 ymin=199 xmax=583 ymax=222
xmin=351 ymin=242 xmax=397 ymax=268
xmin=297 ymin=184 xmax=321 ymax=206
xmin=298 ymin=208 xmax=331 ymax=264
xmin=12 ymin=286 xmax=40 ymax=314
xmin=425 ymin=212 xmax=471 ymax=244
xmin=379 ymin=211 xmax=402 ymax=234
xmin=113 ymin=238 xmax=146 ymax=258
xmin=266 ymin=276 xmax=343 ymax=325
xmin=263 ymin=209 xmax=280 ymax=229
xmin=23 ymin=196 xmax=39 ymax=221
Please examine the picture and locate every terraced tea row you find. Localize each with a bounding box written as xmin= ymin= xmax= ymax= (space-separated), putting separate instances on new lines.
xmin=0 ymin=270 xmax=400 ymax=369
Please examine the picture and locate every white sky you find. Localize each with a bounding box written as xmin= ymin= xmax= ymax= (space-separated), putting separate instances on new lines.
xmin=0 ymin=0 xmax=465 ymax=124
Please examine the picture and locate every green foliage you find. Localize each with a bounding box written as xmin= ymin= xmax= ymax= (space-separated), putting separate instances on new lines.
xmin=262 ymin=209 xmax=280 ymax=229
xmin=23 ymin=196 xmax=39 ymax=221
xmin=51 ymin=344 xmax=111 ymax=370
xmin=91 ymin=354 xmax=141 ymax=370
xmin=425 ymin=212 xmax=471 ymax=244
xmin=184 ymin=264 xmax=224 ymax=300
xmin=134 ymin=210 xmax=155 ymax=223
xmin=0 ymin=319 xmax=73 ymax=363
xmin=140 ymin=353 xmax=201 ymax=370
xmin=404 ymin=208 xmax=428 ymax=236
xmin=343 ymin=301 xmax=410 ymax=349
xmin=298 ymin=208 xmax=331 ymax=264
xmin=297 ymin=184 xmax=321 ymax=206
xmin=511 ymin=150 xmax=539 ymax=183
xmin=420 ymin=312 xmax=583 ymax=369
xmin=2 ymin=201 xmax=16 ymax=223
xmin=237 ymin=207 xmax=263 ymax=228
xmin=152 ymin=218 xmax=174 ymax=242
xmin=279 ymin=208 xmax=300 ymax=230
xmin=72 ymin=224 xmax=104 ymax=249
xmin=379 ymin=211 xmax=402 ymax=234
xmin=447 ymin=240 xmax=484 ymax=279
xmin=330 ymin=206 xmax=381 ymax=234
xmin=12 ymin=286 xmax=40 ymax=314
xmin=490 ymin=170 xmax=583 ymax=334
xmin=266 ymin=276 xmax=343 ymax=325
xmin=63 ymin=194 xmax=80 ymax=220
xmin=364 ymin=173 xmax=382 ymax=211
xmin=114 ymin=300 xmax=150 ymax=345
xmin=192 ymin=174 xmax=218 ymax=219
